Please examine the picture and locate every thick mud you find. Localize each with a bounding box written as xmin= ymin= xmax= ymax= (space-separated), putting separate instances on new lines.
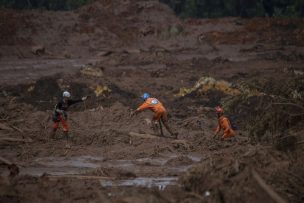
xmin=1 ymin=0 xmax=304 ymax=203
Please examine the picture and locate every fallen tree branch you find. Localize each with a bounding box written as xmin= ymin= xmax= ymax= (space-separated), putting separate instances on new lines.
xmin=9 ymin=125 xmax=24 ymax=133
xmin=252 ymin=169 xmax=288 ymax=203
xmin=45 ymin=175 xmax=114 ymax=180
xmin=297 ymin=140 xmax=304 ymax=145
xmin=0 ymin=137 xmax=33 ymax=143
xmin=287 ymin=172 xmax=304 ymax=183
xmin=0 ymin=156 xmax=12 ymax=165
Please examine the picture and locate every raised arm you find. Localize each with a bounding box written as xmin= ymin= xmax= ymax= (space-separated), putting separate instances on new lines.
xmin=68 ymin=96 xmax=88 ymax=105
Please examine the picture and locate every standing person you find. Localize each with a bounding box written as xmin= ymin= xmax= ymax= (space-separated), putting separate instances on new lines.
xmin=131 ymin=93 xmax=178 ymax=138
xmin=214 ymin=106 xmax=235 ymax=139
xmin=50 ymin=91 xmax=88 ymax=139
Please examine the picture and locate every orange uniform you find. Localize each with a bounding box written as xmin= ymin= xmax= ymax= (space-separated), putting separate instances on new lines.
xmin=215 ymin=116 xmax=235 ymax=138
xmin=137 ymin=98 xmax=168 ymax=121
xmin=53 ymin=115 xmax=69 ymax=132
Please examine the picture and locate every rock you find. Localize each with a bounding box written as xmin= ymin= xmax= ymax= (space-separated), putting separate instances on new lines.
xmin=31 ymin=45 xmax=45 ymax=55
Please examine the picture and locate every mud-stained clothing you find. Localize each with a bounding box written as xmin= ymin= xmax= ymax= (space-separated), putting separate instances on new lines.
xmin=53 ymin=115 xmax=69 ymax=131
xmin=52 ymin=99 xmax=82 ymax=131
xmin=215 ymin=116 xmax=235 ymax=138
xmin=136 ymin=98 xmax=168 ymax=121
xmin=55 ymin=99 xmax=82 ymax=112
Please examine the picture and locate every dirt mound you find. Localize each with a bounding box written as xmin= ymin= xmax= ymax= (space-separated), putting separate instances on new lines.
xmin=0 ymin=0 xmax=181 ymax=58
xmin=0 ymin=69 xmax=138 ymax=111
xmin=200 ymin=18 xmax=304 ymax=46
xmin=180 ymin=145 xmax=304 ymax=203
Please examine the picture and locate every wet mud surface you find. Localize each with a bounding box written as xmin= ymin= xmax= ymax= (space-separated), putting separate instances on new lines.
xmin=1 ymin=0 xmax=304 ymax=203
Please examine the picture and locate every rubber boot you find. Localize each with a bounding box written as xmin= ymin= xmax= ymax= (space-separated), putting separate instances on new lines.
xmin=163 ymin=121 xmax=178 ymax=139
xmin=152 ymin=122 xmax=160 ymax=136
xmin=64 ymin=131 xmax=69 ymax=140
xmin=64 ymin=131 xmax=71 ymax=149
xmin=50 ymin=129 xmax=56 ymax=139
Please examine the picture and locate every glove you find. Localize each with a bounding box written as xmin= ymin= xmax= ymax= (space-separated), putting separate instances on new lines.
xmin=82 ymin=96 xmax=87 ymax=101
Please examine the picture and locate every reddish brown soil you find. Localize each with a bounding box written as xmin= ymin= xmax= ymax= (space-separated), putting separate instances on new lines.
xmin=0 ymin=1 xmax=303 ymax=203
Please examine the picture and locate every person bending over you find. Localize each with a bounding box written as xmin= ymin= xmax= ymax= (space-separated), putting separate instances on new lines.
xmin=131 ymin=93 xmax=178 ymax=138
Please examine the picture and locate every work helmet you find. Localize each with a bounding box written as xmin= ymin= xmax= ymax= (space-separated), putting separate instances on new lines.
xmin=63 ymin=91 xmax=71 ymax=98
xmin=215 ymin=106 xmax=223 ymax=113
xmin=142 ymin=92 xmax=150 ymax=101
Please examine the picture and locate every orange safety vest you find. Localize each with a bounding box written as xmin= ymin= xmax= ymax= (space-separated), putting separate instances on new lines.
xmin=215 ymin=116 xmax=235 ymax=138
xmin=137 ymin=98 xmax=166 ymax=113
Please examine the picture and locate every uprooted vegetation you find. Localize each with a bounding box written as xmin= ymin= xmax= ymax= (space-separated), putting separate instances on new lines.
xmin=175 ymin=73 xmax=304 ymax=148
xmin=172 ymin=71 xmax=304 ymax=202
xmin=223 ymin=75 xmax=304 ymax=143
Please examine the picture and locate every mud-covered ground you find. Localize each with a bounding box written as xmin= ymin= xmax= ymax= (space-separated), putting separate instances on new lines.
xmin=0 ymin=0 xmax=304 ymax=203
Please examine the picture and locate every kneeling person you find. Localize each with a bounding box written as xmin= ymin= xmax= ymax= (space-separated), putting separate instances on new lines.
xmin=51 ymin=91 xmax=87 ymax=139
xmin=131 ymin=93 xmax=178 ymax=138
xmin=214 ymin=106 xmax=235 ymax=139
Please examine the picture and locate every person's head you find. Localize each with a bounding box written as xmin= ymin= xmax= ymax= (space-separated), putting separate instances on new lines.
xmin=62 ymin=91 xmax=71 ymax=101
xmin=141 ymin=92 xmax=150 ymax=101
xmin=215 ymin=106 xmax=224 ymax=117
